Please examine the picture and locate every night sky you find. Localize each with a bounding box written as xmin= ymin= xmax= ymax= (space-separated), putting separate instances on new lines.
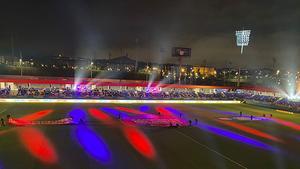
xmin=0 ymin=0 xmax=299 ymax=69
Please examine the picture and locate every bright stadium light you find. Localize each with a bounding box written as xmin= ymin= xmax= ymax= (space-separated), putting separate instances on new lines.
xmin=235 ymin=30 xmax=251 ymax=87
xmin=19 ymin=51 xmax=23 ymax=76
xmin=236 ymin=30 xmax=251 ymax=54
xmin=90 ymin=60 xmax=94 ymax=78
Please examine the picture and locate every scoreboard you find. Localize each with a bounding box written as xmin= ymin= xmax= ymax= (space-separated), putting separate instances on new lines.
xmin=172 ymin=47 xmax=191 ymax=57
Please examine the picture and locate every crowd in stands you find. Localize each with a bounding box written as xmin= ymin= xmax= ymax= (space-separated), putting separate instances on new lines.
xmin=15 ymin=87 xmax=202 ymax=99
xmin=0 ymin=86 xmax=299 ymax=111
xmin=0 ymin=87 xmax=10 ymax=96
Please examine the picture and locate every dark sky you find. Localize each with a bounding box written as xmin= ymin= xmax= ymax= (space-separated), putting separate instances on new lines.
xmin=0 ymin=0 xmax=299 ymax=69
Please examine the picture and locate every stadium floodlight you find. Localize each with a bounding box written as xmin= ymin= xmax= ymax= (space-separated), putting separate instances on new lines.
xmin=90 ymin=60 xmax=94 ymax=78
xmin=19 ymin=51 xmax=23 ymax=76
xmin=235 ymin=30 xmax=251 ymax=87
xmin=236 ymin=30 xmax=251 ymax=54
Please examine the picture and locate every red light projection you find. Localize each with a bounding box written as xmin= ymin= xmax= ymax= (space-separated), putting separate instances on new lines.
xmin=218 ymin=120 xmax=282 ymax=143
xmin=1 ymin=109 xmax=54 ymax=134
xmin=20 ymin=109 xmax=53 ymax=121
xmin=114 ymin=107 xmax=147 ymax=115
xmin=272 ymin=118 xmax=300 ymax=131
xmin=122 ymin=126 xmax=156 ymax=160
xmin=18 ymin=127 xmax=58 ymax=164
xmin=8 ymin=118 xmax=32 ymax=126
xmin=88 ymin=108 xmax=115 ymax=125
xmin=90 ymin=108 xmax=157 ymax=160
xmin=155 ymin=107 xmax=174 ymax=117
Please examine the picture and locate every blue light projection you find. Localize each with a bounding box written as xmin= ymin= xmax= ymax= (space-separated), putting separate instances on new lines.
xmin=68 ymin=109 xmax=87 ymax=124
xmin=164 ymin=107 xmax=276 ymax=151
xmin=164 ymin=107 xmax=186 ymax=118
xmin=139 ymin=105 xmax=150 ymax=112
xmin=75 ymin=125 xmax=112 ymax=164
xmin=195 ymin=122 xmax=276 ymax=151
xmin=101 ymin=107 xmax=129 ymax=119
xmin=70 ymin=109 xmax=112 ymax=164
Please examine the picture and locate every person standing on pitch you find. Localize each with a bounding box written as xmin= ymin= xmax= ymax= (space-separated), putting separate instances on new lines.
xmin=1 ymin=118 xmax=5 ymax=126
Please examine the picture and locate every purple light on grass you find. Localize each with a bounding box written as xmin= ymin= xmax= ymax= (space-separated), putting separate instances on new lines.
xmin=196 ymin=122 xmax=276 ymax=151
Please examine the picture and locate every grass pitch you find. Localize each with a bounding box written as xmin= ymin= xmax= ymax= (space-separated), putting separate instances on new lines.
xmin=0 ymin=103 xmax=300 ymax=169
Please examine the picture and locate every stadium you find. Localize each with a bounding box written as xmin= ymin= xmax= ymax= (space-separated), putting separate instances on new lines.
xmin=1 ymin=1 xmax=300 ymax=169
xmin=1 ymin=73 xmax=300 ymax=169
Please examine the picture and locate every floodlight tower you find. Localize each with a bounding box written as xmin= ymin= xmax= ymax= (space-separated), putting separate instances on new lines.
xmin=235 ymin=30 xmax=251 ymax=87
xmin=90 ymin=61 xmax=94 ymax=78
xmin=19 ymin=51 xmax=23 ymax=76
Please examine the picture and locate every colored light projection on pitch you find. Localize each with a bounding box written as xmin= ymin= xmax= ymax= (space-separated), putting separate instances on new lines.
xmin=88 ymin=108 xmax=115 ymax=125
xmin=122 ymin=126 xmax=156 ymax=160
xmin=218 ymin=120 xmax=282 ymax=143
xmin=9 ymin=109 xmax=54 ymax=126
xmin=139 ymin=105 xmax=150 ymax=112
xmin=75 ymin=125 xmax=112 ymax=164
xmin=0 ymin=110 xmax=57 ymax=164
xmin=68 ymin=108 xmax=87 ymax=124
xmin=69 ymin=109 xmax=112 ymax=164
xmin=163 ymin=107 xmax=186 ymax=119
xmin=18 ymin=127 xmax=58 ymax=164
xmin=162 ymin=107 xmax=276 ymax=151
xmin=114 ymin=106 xmax=159 ymax=120
xmin=20 ymin=109 xmax=53 ymax=121
xmin=100 ymin=107 xmax=130 ymax=119
xmin=195 ymin=122 xmax=276 ymax=151
xmin=97 ymin=107 xmax=157 ymax=160
xmin=115 ymin=107 xmax=147 ymax=115
xmin=155 ymin=107 xmax=174 ymax=117
xmin=13 ymin=109 xmax=58 ymax=164
xmin=272 ymin=118 xmax=300 ymax=131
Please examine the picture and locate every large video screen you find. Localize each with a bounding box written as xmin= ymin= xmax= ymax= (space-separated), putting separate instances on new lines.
xmin=172 ymin=47 xmax=191 ymax=57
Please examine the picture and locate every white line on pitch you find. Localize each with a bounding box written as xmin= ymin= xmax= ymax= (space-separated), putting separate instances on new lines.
xmin=175 ymin=130 xmax=248 ymax=169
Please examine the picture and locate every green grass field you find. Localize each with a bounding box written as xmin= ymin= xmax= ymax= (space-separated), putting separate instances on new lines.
xmin=0 ymin=103 xmax=300 ymax=169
